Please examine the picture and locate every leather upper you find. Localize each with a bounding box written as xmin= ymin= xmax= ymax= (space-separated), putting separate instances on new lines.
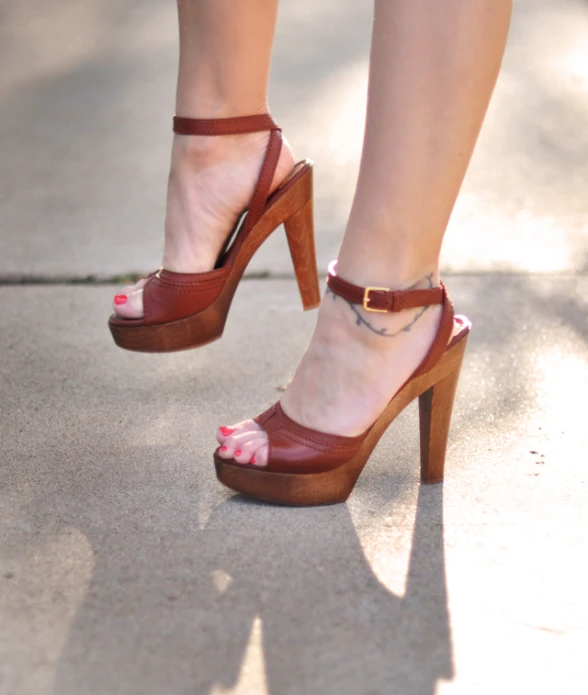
xmin=142 ymin=267 xmax=230 ymax=325
xmin=254 ymin=402 xmax=368 ymax=474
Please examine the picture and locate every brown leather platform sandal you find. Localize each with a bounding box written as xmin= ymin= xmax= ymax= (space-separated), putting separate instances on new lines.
xmin=214 ymin=263 xmax=471 ymax=506
xmin=108 ymin=114 xmax=320 ymax=353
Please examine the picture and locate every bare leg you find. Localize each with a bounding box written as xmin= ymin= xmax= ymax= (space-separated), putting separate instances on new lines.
xmin=113 ymin=0 xmax=294 ymax=318
xmin=175 ymin=0 xmax=275 ymax=118
xmin=218 ymin=0 xmax=512 ymax=467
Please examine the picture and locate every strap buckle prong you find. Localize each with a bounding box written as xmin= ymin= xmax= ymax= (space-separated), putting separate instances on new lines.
xmin=363 ymin=287 xmax=390 ymax=313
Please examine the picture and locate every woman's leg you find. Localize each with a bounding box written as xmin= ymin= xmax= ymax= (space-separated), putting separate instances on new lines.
xmin=217 ymin=0 xmax=512 ymax=467
xmin=113 ymin=0 xmax=294 ymax=318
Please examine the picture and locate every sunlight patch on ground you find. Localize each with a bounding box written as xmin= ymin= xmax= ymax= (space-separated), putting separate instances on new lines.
xmin=358 ymin=489 xmax=419 ymax=599
xmin=533 ymin=346 xmax=588 ymax=456
xmin=213 ymin=617 xmax=267 ymax=695
xmin=211 ymin=568 xmax=233 ymax=595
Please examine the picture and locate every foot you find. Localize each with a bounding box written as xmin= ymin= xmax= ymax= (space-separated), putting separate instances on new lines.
xmin=216 ymin=271 xmax=443 ymax=467
xmin=112 ymin=130 xmax=295 ymax=318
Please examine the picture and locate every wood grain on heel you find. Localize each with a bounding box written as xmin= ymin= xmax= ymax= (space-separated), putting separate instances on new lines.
xmin=284 ymin=198 xmax=321 ymax=311
xmin=418 ymin=334 xmax=468 ymax=484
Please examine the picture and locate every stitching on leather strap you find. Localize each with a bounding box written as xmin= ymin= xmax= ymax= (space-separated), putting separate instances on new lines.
xmin=155 ymin=272 xmax=229 ymax=288
xmin=278 ymin=429 xmax=364 ymax=452
xmin=271 ymin=402 xmax=365 ymax=447
xmin=173 ymin=114 xmax=280 ymax=136
xmin=145 ymin=286 xmax=223 ymax=296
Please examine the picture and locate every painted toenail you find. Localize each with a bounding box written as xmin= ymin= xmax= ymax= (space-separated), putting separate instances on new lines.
xmin=235 ymin=450 xmax=242 ymax=457
xmin=250 ymin=456 xmax=256 ymax=464
xmin=220 ymin=427 xmax=235 ymax=436
xmin=220 ymin=445 xmax=227 ymax=452
xmin=114 ymin=294 xmax=128 ymax=305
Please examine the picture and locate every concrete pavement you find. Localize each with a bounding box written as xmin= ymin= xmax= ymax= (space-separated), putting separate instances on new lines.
xmin=2 ymin=278 xmax=587 ymax=694
xmin=1 ymin=1 xmax=588 ymax=694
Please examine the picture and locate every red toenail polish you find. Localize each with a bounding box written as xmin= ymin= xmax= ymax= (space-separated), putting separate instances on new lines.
xmin=250 ymin=456 xmax=256 ymax=464
xmin=220 ymin=446 xmax=227 ymax=452
xmin=114 ymin=294 xmax=128 ymax=305
xmin=235 ymin=450 xmax=242 ymax=457
xmin=220 ymin=427 xmax=235 ymax=436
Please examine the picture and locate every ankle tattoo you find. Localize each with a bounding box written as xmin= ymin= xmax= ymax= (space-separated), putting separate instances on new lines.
xmin=325 ymin=273 xmax=434 ymax=338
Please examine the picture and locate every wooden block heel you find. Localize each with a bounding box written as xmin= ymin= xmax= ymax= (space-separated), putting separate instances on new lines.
xmin=284 ymin=199 xmax=321 ymax=311
xmin=214 ymin=262 xmax=471 ymax=506
xmin=108 ymin=114 xmax=319 ymax=353
xmin=419 ymin=333 xmax=468 ymax=484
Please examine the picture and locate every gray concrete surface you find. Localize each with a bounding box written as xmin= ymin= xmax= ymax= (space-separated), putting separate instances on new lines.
xmin=1 ymin=279 xmax=588 ymax=695
xmin=1 ymin=0 xmax=588 ymax=278
xmin=1 ymin=0 xmax=588 ymax=693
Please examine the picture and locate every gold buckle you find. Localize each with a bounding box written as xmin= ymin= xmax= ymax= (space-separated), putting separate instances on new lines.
xmin=363 ymin=286 xmax=389 ymax=313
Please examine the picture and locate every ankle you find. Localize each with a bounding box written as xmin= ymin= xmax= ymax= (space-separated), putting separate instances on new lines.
xmin=175 ymin=93 xmax=270 ymax=121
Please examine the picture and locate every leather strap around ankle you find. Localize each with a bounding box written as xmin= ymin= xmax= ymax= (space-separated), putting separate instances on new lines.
xmin=326 ymin=260 xmax=455 ymax=378
xmin=172 ymin=114 xmax=282 ymax=238
xmin=173 ymin=114 xmax=280 ymax=136
xmin=326 ymin=261 xmax=444 ymax=313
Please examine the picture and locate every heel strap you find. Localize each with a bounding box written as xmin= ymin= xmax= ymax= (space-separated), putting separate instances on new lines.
xmin=173 ymin=114 xmax=282 ymax=239
xmin=326 ymin=261 xmax=444 ymax=313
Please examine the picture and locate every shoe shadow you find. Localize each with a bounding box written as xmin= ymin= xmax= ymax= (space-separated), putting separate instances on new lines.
xmin=51 ymin=474 xmax=453 ymax=695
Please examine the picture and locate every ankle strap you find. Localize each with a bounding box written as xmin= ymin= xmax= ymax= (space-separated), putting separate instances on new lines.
xmin=327 ymin=260 xmax=456 ymax=380
xmin=173 ymin=114 xmax=280 ymax=136
xmin=326 ymin=261 xmax=444 ymax=313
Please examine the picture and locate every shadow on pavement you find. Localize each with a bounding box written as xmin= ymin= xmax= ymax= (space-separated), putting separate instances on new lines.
xmin=3 ymin=272 xmax=587 ymax=692
xmin=50 ymin=484 xmax=452 ymax=695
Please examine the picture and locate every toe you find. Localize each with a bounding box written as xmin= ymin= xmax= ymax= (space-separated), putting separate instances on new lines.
xmin=250 ymin=443 xmax=269 ymax=467
xmin=216 ymin=419 xmax=262 ymax=445
xmin=112 ymin=279 xmax=146 ymax=319
xmin=217 ymin=432 xmax=246 ymax=459
xmin=217 ymin=429 xmax=259 ymax=458
xmin=232 ymin=438 xmax=268 ymax=465
xmin=216 ymin=423 xmax=240 ymax=445
xmin=215 ymin=420 xmax=269 ymax=465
